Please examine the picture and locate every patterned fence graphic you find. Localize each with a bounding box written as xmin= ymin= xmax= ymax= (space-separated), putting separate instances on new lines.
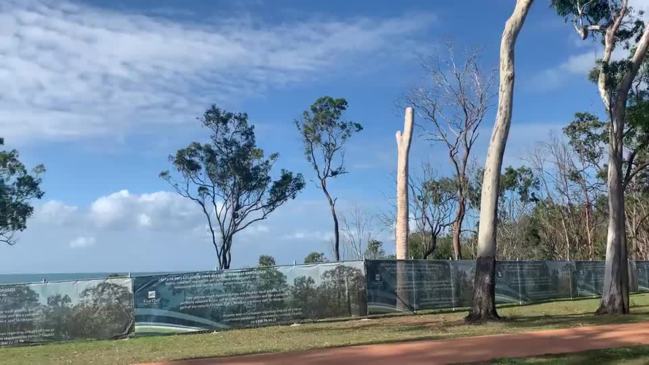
xmin=133 ymin=261 xmax=366 ymax=334
xmin=1 ymin=260 xmax=648 ymax=344
xmin=0 ymin=278 xmax=133 ymax=345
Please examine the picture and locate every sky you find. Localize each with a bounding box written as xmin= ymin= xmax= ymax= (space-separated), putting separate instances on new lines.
xmin=2 ymin=0 xmax=646 ymax=273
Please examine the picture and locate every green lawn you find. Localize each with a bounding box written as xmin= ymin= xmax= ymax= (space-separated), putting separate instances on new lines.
xmin=492 ymin=346 xmax=649 ymax=364
xmin=3 ymin=294 xmax=649 ymax=365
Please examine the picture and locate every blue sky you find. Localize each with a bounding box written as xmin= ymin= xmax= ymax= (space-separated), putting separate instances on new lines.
xmin=1 ymin=0 xmax=641 ymax=273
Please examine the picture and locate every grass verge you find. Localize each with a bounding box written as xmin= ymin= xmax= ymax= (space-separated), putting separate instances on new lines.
xmin=492 ymin=345 xmax=649 ymax=364
xmin=3 ymin=294 xmax=649 ymax=365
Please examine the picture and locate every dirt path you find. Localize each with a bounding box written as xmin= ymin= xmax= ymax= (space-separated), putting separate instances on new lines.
xmin=140 ymin=321 xmax=649 ymax=365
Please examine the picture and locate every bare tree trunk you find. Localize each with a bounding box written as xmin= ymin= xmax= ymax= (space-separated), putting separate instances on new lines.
xmin=220 ymin=236 xmax=233 ymax=270
xmin=466 ymin=0 xmax=533 ymax=323
xmin=396 ymin=107 xmax=414 ymax=259
xmin=596 ymin=15 xmax=649 ymax=315
xmin=396 ymin=107 xmax=414 ymax=312
xmin=323 ymin=184 xmax=340 ymax=261
xmin=452 ymin=197 xmax=466 ymax=260
xmin=598 ymin=137 xmax=628 ymax=313
xmin=583 ymin=190 xmax=594 ymax=260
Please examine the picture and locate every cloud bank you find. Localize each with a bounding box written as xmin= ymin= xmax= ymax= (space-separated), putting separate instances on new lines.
xmin=0 ymin=0 xmax=435 ymax=142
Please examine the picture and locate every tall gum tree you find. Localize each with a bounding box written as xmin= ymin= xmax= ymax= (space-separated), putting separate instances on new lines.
xmin=552 ymin=0 xmax=649 ymax=314
xmin=162 ymin=106 xmax=305 ymax=270
xmin=466 ymin=0 xmax=534 ymax=323
xmin=296 ymin=97 xmax=362 ymax=261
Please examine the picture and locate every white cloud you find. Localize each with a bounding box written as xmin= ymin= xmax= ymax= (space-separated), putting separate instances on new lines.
xmin=0 ymin=0 xmax=435 ymax=142
xmin=3 ymin=191 xmax=347 ymax=272
xmin=531 ymin=50 xmax=600 ymax=91
xmin=282 ymin=230 xmax=333 ymax=242
xmin=89 ymin=190 xmax=201 ymax=230
xmin=68 ymin=236 xmax=95 ymax=248
xmin=36 ymin=201 xmax=79 ymax=225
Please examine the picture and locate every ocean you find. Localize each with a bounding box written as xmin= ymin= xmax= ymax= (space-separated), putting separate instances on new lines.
xmin=0 ymin=272 xmax=175 ymax=284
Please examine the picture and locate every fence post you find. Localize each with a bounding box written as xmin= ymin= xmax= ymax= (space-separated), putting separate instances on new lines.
xmin=568 ymin=261 xmax=574 ymax=300
xmin=516 ymin=259 xmax=523 ymax=306
xmin=411 ymin=261 xmax=416 ymax=313
xmin=449 ymin=260 xmax=456 ymax=311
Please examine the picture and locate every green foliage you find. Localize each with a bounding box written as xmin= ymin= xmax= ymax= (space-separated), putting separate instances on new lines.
xmin=296 ymin=97 xmax=363 ymax=180
xmin=0 ymin=141 xmax=45 ymax=245
xmin=258 ymin=255 xmax=276 ymax=267
xmin=500 ymin=166 xmax=540 ymax=204
xmin=303 ymin=252 xmax=327 ymax=264
xmin=162 ymin=106 xmax=305 ymax=269
xmin=409 ymin=234 xmax=473 ymax=260
xmin=563 ymin=113 xmax=608 ymax=167
xmin=551 ymin=0 xmax=612 ymax=24
xmin=363 ymin=240 xmax=386 ymax=259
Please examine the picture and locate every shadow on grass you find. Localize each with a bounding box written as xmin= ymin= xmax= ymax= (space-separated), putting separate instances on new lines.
xmin=490 ymin=346 xmax=649 ymax=365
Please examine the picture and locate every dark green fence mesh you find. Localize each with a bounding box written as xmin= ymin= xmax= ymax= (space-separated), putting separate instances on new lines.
xmin=366 ymin=260 xmax=645 ymax=314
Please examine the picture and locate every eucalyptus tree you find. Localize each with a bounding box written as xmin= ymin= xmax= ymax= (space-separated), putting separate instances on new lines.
xmin=410 ymin=166 xmax=456 ymax=259
xmin=0 ymin=139 xmax=45 ymax=245
xmin=296 ymin=97 xmax=363 ymax=261
xmin=162 ymin=106 xmax=305 ymax=270
xmin=552 ymin=0 xmax=649 ymax=314
xmin=408 ymin=46 xmax=493 ymax=260
xmin=258 ymin=255 xmax=276 ymax=267
xmin=467 ymin=0 xmax=534 ymax=323
xmin=303 ymin=252 xmax=327 ymax=264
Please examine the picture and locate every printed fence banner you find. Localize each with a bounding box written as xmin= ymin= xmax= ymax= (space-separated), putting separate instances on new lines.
xmin=133 ymin=261 xmax=366 ymax=334
xmin=0 ymin=278 xmax=134 ymax=346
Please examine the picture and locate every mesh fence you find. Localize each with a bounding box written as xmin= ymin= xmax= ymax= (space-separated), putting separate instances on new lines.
xmin=0 ymin=278 xmax=133 ymax=345
xmin=133 ymin=261 xmax=366 ymax=334
xmin=366 ymin=260 xmax=646 ymax=314
xmin=1 ymin=260 xmax=648 ymax=344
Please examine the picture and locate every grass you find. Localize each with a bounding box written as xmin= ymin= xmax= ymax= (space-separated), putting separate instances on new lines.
xmin=492 ymin=346 xmax=649 ymax=364
xmin=3 ymin=294 xmax=649 ymax=365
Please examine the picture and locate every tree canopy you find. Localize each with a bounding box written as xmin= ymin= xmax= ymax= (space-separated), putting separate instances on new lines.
xmin=0 ymin=139 xmax=45 ymax=245
xmin=162 ymin=106 xmax=305 ymax=269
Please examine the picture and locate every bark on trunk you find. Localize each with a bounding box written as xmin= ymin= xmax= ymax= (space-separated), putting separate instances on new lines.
xmin=323 ymin=184 xmax=340 ymax=261
xmin=395 ymin=107 xmax=414 ymax=260
xmin=220 ymin=236 xmax=232 ymax=270
xmin=466 ymin=256 xmax=499 ymax=321
xmin=598 ymin=143 xmax=629 ymax=313
xmin=466 ymin=0 xmax=533 ymax=323
xmin=452 ymin=197 xmax=466 ymax=260
xmin=395 ymin=107 xmax=414 ymax=312
xmin=595 ymin=12 xmax=649 ymax=315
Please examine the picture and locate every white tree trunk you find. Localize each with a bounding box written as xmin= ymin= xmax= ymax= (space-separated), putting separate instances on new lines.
xmin=395 ymin=107 xmax=414 ymax=260
xmin=466 ymin=0 xmax=533 ymax=322
xmin=597 ymin=19 xmax=649 ymax=315
xmin=395 ymin=107 xmax=414 ymax=312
